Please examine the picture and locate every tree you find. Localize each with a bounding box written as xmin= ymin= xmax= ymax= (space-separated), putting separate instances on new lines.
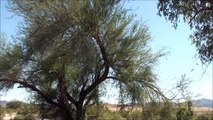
xmin=157 ymin=0 xmax=213 ymax=63
xmin=0 ymin=0 xmax=164 ymax=120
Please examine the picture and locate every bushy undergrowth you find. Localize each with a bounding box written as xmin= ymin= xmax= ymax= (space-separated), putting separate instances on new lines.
xmin=85 ymin=102 xmax=213 ymax=120
xmin=1 ymin=101 xmax=212 ymax=120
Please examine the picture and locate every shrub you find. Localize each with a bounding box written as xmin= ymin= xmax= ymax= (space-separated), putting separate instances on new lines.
xmin=6 ymin=100 xmax=24 ymax=109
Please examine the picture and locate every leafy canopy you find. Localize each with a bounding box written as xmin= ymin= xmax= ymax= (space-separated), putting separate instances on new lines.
xmin=1 ymin=0 xmax=164 ymax=119
xmin=157 ymin=0 xmax=213 ymax=63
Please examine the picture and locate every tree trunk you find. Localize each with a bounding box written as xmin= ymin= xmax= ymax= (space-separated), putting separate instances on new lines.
xmin=76 ymin=103 xmax=85 ymax=120
xmin=60 ymin=109 xmax=74 ymax=120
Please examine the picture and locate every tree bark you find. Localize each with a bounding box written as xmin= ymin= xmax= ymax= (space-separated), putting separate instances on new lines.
xmin=76 ymin=103 xmax=84 ymax=120
xmin=60 ymin=108 xmax=74 ymax=120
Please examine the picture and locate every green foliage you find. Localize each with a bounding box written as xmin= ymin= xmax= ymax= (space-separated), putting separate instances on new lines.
xmin=195 ymin=112 xmax=213 ymax=120
xmin=17 ymin=105 xmax=38 ymax=115
xmin=196 ymin=115 xmax=209 ymax=120
xmin=176 ymin=101 xmax=194 ymax=120
xmin=14 ymin=104 xmax=38 ymax=120
xmin=120 ymin=110 xmax=152 ymax=120
xmin=1 ymin=0 xmax=164 ymax=119
xmin=0 ymin=102 xmax=38 ymax=120
xmin=157 ymin=0 xmax=213 ymax=63
xmin=85 ymin=101 xmax=213 ymax=120
xmin=86 ymin=104 xmax=122 ymax=120
xmin=142 ymin=102 xmax=162 ymax=120
xmin=124 ymin=110 xmax=143 ymax=120
xmin=159 ymin=102 xmax=176 ymax=120
xmin=6 ymin=100 xmax=24 ymax=109
xmin=176 ymin=108 xmax=193 ymax=120
xmin=14 ymin=114 xmax=36 ymax=120
xmin=38 ymin=104 xmax=60 ymax=119
xmin=0 ymin=33 xmax=7 ymax=51
xmin=141 ymin=102 xmax=177 ymax=120
xmin=0 ymin=106 xmax=5 ymax=120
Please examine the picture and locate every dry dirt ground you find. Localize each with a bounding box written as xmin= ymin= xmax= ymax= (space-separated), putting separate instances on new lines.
xmin=193 ymin=106 xmax=213 ymax=112
xmin=3 ymin=113 xmax=17 ymax=120
xmin=105 ymin=104 xmax=213 ymax=112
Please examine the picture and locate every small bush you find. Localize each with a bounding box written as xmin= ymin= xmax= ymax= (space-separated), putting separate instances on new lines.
xmin=13 ymin=115 xmax=25 ymax=120
xmin=13 ymin=114 xmax=36 ymax=120
xmin=6 ymin=101 xmax=24 ymax=109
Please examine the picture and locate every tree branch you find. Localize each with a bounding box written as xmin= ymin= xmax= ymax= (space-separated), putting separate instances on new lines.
xmin=189 ymin=6 xmax=212 ymax=24
xmin=0 ymin=78 xmax=59 ymax=106
xmin=78 ymin=34 xmax=110 ymax=103
xmin=57 ymin=64 xmax=77 ymax=107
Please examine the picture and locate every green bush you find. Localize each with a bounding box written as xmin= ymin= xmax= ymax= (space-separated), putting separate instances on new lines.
xmin=142 ymin=102 xmax=173 ymax=120
xmin=6 ymin=100 xmax=24 ymax=109
xmin=86 ymin=104 xmax=122 ymax=120
xmin=13 ymin=114 xmax=36 ymax=120
xmin=14 ymin=104 xmax=38 ymax=120
xmin=176 ymin=101 xmax=194 ymax=120
xmin=128 ymin=111 xmax=143 ymax=119
xmin=13 ymin=115 xmax=25 ymax=120
xmin=23 ymin=114 xmax=36 ymax=120
xmin=195 ymin=112 xmax=213 ymax=120
xmin=0 ymin=107 xmax=4 ymax=120
xmin=196 ymin=114 xmax=209 ymax=120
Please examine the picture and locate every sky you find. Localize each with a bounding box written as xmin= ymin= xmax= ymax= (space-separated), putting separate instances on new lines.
xmin=0 ymin=1 xmax=212 ymax=102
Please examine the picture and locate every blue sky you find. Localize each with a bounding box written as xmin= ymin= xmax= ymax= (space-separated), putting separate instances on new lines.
xmin=0 ymin=1 xmax=212 ymax=102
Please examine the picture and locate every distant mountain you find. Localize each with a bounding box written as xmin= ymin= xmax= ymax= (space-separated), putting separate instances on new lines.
xmin=192 ymin=98 xmax=213 ymax=108
xmin=0 ymin=99 xmax=212 ymax=109
xmin=0 ymin=100 xmax=7 ymax=107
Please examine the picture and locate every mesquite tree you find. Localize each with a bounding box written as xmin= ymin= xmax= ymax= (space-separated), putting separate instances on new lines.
xmin=0 ymin=0 xmax=164 ymax=119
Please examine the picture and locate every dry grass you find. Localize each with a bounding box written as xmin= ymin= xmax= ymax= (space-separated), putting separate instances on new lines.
xmin=193 ymin=106 xmax=213 ymax=112
xmin=105 ymin=103 xmax=213 ymax=112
